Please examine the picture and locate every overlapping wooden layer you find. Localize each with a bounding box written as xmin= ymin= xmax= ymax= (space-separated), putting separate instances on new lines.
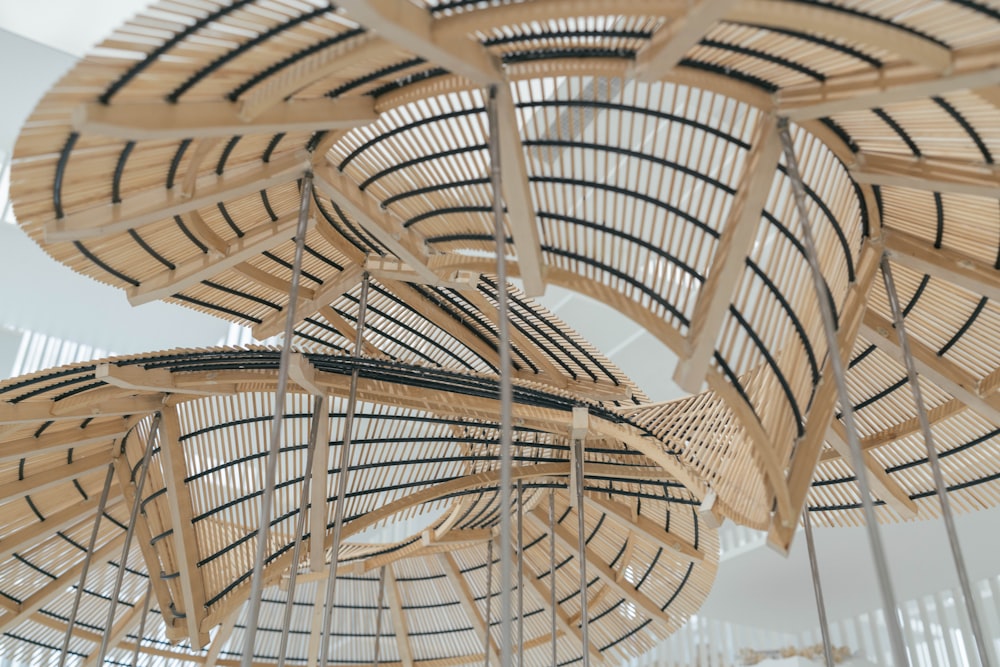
xmin=0 ymin=349 xmax=717 ymax=664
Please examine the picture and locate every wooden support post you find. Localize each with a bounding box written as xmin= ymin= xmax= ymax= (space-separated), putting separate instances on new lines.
xmin=439 ymin=552 xmax=501 ymax=666
xmin=384 ymin=567 xmax=414 ymax=667
xmin=205 ymin=609 xmax=239 ymax=667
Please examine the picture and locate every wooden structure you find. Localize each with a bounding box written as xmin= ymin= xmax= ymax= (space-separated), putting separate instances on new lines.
xmin=4 ymin=0 xmax=1000 ymax=663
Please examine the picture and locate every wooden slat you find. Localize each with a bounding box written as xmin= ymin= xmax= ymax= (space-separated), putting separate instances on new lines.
xmin=631 ymin=0 xmax=740 ymax=82
xmin=45 ymin=152 xmax=310 ymax=243
xmin=884 ymin=228 xmax=1000 ymax=302
xmin=850 ymin=153 xmax=1000 ymax=200
xmin=674 ymin=116 xmax=781 ymax=392
xmin=583 ymin=494 xmax=703 ymax=562
xmin=159 ymin=404 xmax=210 ymax=649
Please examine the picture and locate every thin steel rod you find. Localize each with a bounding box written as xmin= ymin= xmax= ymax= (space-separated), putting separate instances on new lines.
xmin=802 ymin=508 xmax=835 ymax=667
xmin=96 ymin=413 xmax=161 ymax=665
xmin=777 ymin=117 xmax=909 ymax=667
xmin=130 ymin=582 xmax=153 ymax=667
xmin=880 ymin=255 xmax=992 ymax=667
xmin=319 ymin=272 xmax=372 ymax=667
xmin=373 ymin=566 xmax=386 ymax=667
xmin=573 ymin=438 xmax=591 ymax=667
xmin=277 ymin=394 xmax=326 ymax=667
xmin=486 ymin=82 xmax=516 ymax=667
xmin=484 ymin=537 xmax=495 ymax=667
xmin=241 ymin=171 xmax=314 ymax=667
xmin=517 ymin=480 xmax=524 ymax=667
xmin=549 ymin=489 xmax=558 ymax=667
xmin=58 ymin=461 xmax=115 ymax=667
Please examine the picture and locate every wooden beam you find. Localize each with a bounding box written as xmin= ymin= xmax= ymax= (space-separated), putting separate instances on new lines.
xmin=861 ymin=310 xmax=1000 ymax=426
xmin=45 ymin=151 xmax=310 ymax=243
xmin=727 ymin=0 xmax=951 ymax=73
xmin=306 ymin=584 xmax=326 ymax=667
xmin=159 ymin=404 xmax=210 ymax=649
xmin=884 ymin=227 xmax=1000 ymax=302
xmin=0 ymin=493 xmax=121 ymax=562
xmin=0 ymin=450 xmax=113 ymax=503
xmin=317 ymin=304 xmax=383 ymax=358
xmin=205 ymin=608 xmax=239 ymax=667
xmin=384 ymin=567 xmax=415 ymax=667
xmin=0 ymin=394 xmax=164 ymax=424
xmin=779 ymin=48 xmax=1000 ymax=120
xmin=423 ymin=528 xmax=494 ymax=546
xmin=631 ymin=0 xmax=739 ymax=82
xmin=849 ymin=153 xmax=1000 ymax=200
xmin=0 ymin=418 xmax=134 ymax=464
xmin=97 ymin=363 xmax=236 ymax=396
xmin=365 ymin=255 xmax=479 ymax=290
xmin=74 ymin=98 xmax=377 ymax=141
xmin=525 ymin=508 xmax=672 ymax=628
xmin=252 ymin=263 xmax=364 ymax=339
xmin=827 ymin=422 xmax=919 ymax=519
xmin=0 ymin=533 xmax=125 ymax=634
xmin=337 ymin=0 xmax=504 ymax=86
xmin=583 ymin=494 xmax=703 ymax=562
xmin=674 ymin=116 xmax=781 ymax=392
xmin=288 ymin=354 xmax=326 ymax=397
xmin=127 ymin=214 xmax=314 ymax=306
xmin=439 ymin=552 xmax=501 ymax=666
xmin=313 ymin=160 xmax=439 ymax=284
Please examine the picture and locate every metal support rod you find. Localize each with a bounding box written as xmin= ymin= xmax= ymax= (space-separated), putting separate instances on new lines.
xmin=484 ymin=537 xmax=495 ymax=667
xmin=880 ymin=256 xmax=992 ymax=667
xmin=319 ymin=272 xmax=372 ymax=667
xmin=373 ymin=566 xmax=386 ymax=667
xmin=277 ymin=394 xmax=326 ymax=667
xmin=573 ymin=438 xmax=590 ymax=667
xmin=802 ymin=508 xmax=835 ymax=667
xmin=58 ymin=461 xmax=115 ymax=667
xmin=130 ymin=582 xmax=153 ymax=667
xmin=242 ymin=171 xmax=315 ymax=667
xmin=517 ymin=480 xmax=524 ymax=667
xmin=486 ymin=82 xmax=516 ymax=667
xmin=97 ymin=413 xmax=162 ymax=666
xmin=549 ymin=489 xmax=558 ymax=667
xmin=776 ymin=117 xmax=909 ymax=667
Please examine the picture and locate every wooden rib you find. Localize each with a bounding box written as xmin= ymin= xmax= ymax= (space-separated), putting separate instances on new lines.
xmin=424 ymin=528 xmax=494 ymax=546
xmin=0 ymin=417 xmax=135 ymax=463
xmin=180 ymin=210 xmax=228 ymax=255
xmin=727 ymin=0 xmax=951 ymax=73
xmin=234 ymin=262 xmax=317 ymax=301
xmin=780 ymin=47 xmax=1000 ymax=120
xmin=317 ymin=305 xmax=382 ymax=358
xmin=440 ymin=551 xmax=501 ymax=665
xmin=112 ymin=453 xmax=184 ymax=644
xmin=159 ymin=404 xmax=210 ymax=649
xmin=127 ymin=213 xmax=314 ymax=306
xmin=0 ymin=394 xmax=164 ymax=424
xmin=826 ymin=422 xmax=919 ymax=519
xmin=73 ymin=98 xmax=377 ymax=141
xmin=0 ymin=493 xmax=121 ymax=562
xmin=861 ymin=309 xmax=1000 ymax=426
xmin=44 ymin=151 xmax=310 ymax=243
xmin=79 ymin=594 xmax=148 ymax=667
xmin=674 ymin=116 xmax=781 ymax=392
xmin=583 ymin=494 xmax=703 ymax=562
xmin=306 ymin=584 xmax=326 ymax=667
xmin=768 ymin=240 xmax=880 ymax=552
xmin=313 ymin=160 xmax=438 ymax=284
xmin=252 ymin=263 xmax=364 ymax=339
xmin=850 ymin=153 xmax=1000 ymax=200
xmin=337 ymin=0 xmax=503 ymax=86
xmin=0 ymin=532 xmax=125 ymax=634
xmin=0 ymin=450 xmax=112 ymax=503
xmin=205 ymin=608 xmax=239 ymax=667
xmin=493 ymin=83 xmax=545 ymax=296
xmin=96 ymin=363 xmax=236 ymax=396
xmin=525 ymin=507 xmax=672 ymax=629
xmin=384 ymin=566 xmax=415 ymax=667
xmin=504 ymin=537 xmax=604 ymax=665
xmin=631 ymin=0 xmax=740 ymax=82
xmin=884 ymin=227 xmax=1000 ymax=302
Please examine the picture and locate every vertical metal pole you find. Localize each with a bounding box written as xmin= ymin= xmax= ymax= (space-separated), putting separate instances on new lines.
xmin=484 ymin=537 xmax=495 ymax=667
xmin=97 ymin=414 xmax=161 ymax=666
xmin=242 ymin=171 xmax=314 ymax=667
xmin=130 ymin=582 xmax=153 ymax=667
xmin=802 ymin=508 xmax=835 ymax=667
xmin=59 ymin=461 xmax=115 ymax=667
xmin=373 ymin=566 xmax=386 ymax=667
xmin=486 ymin=82 xmax=516 ymax=667
xmin=776 ymin=117 xmax=909 ymax=667
xmin=880 ymin=256 xmax=992 ymax=667
xmin=573 ymin=438 xmax=591 ymax=667
xmin=319 ymin=273 xmax=372 ymax=667
xmin=549 ymin=489 xmax=558 ymax=667
xmin=277 ymin=394 xmax=326 ymax=667
xmin=517 ymin=480 xmax=524 ymax=667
